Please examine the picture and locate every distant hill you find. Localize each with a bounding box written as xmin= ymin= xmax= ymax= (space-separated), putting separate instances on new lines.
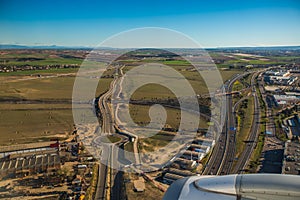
xmin=0 ymin=44 xmax=92 ymax=50
xmin=208 ymin=46 xmax=300 ymax=51
xmin=0 ymin=44 xmax=31 ymax=49
xmin=0 ymin=44 xmax=299 ymax=51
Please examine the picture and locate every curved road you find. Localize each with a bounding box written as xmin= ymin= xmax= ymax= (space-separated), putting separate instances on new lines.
xmin=203 ymin=72 xmax=250 ymax=175
xmin=232 ymin=72 xmax=261 ymax=173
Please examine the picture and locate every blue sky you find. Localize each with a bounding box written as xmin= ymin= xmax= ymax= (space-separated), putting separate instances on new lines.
xmin=0 ymin=0 xmax=299 ymax=47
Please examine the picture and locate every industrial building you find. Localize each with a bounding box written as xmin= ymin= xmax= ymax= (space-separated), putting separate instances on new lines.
xmin=181 ymin=150 xmax=205 ymax=161
xmin=273 ymin=95 xmax=300 ymax=105
xmin=173 ymin=158 xmax=196 ymax=170
xmin=163 ymin=173 xmax=185 ymax=184
xmin=264 ymin=70 xmax=298 ymax=86
xmin=0 ymin=151 xmax=60 ymax=179
xmin=188 ymin=144 xmax=210 ymax=153
xmin=192 ymin=138 xmax=215 ymax=147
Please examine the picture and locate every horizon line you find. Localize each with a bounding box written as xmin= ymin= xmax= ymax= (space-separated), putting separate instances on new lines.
xmin=0 ymin=43 xmax=300 ymax=49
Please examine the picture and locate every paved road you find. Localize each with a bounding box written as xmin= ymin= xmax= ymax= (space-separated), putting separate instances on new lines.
xmin=95 ymin=65 xmax=134 ymax=200
xmin=95 ymin=145 xmax=109 ymax=200
xmin=113 ymin=66 xmax=141 ymax=164
xmin=233 ymin=68 xmax=278 ymax=174
xmin=217 ymin=75 xmax=239 ymax=175
xmin=232 ymin=72 xmax=261 ymax=173
xmin=94 ymin=78 xmax=116 ymax=200
xmin=203 ymin=73 xmax=250 ymax=175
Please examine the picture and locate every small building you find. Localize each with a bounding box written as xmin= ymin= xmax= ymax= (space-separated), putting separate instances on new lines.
xmin=72 ymin=178 xmax=81 ymax=185
xmin=192 ymin=139 xmax=215 ymax=148
xmin=188 ymin=144 xmax=210 ymax=153
xmin=264 ymin=86 xmax=281 ymax=92
xmin=181 ymin=151 xmax=205 ymax=161
xmin=173 ymin=158 xmax=196 ymax=170
xmin=133 ymin=177 xmax=145 ymax=192
xmin=163 ymin=173 xmax=184 ymax=184
xmin=168 ymin=168 xmax=195 ymax=177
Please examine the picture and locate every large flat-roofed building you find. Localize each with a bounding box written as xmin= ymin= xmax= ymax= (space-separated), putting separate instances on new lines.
xmin=189 ymin=144 xmax=210 ymax=153
xmin=0 ymin=151 xmax=60 ymax=179
xmin=163 ymin=173 xmax=185 ymax=184
xmin=273 ymin=95 xmax=299 ymax=105
xmin=173 ymin=158 xmax=196 ymax=170
xmin=168 ymin=168 xmax=195 ymax=177
xmin=263 ymin=69 xmax=297 ymax=86
xmin=181 ymin=150 xmax=205 ymax=161
xmin=192 ymin=138 xmax=215 ymax=147
xmin=265 ymin=76 xmax=297 ymax=85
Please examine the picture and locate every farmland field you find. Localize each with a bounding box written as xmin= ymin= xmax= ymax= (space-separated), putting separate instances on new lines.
xmin=0 ymin=67 xmax=239 ymax=147
xmin=0 ymin=71 xmax=113 ymax=145
xmin=129 ymin=104 xmax=210 ymax=152
xmin=0 ymin=108 xmax=73 ymax=145
xmin=0 ymin=76 xmax=113 ymax=100
xmin=129 ymin=104 xmax=209 ymax=130
xmin=0 ymin=49 xmax=244 ymax=146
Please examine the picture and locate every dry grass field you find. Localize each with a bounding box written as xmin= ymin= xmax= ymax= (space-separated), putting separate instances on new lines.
xmin=0 ymin=49 xmax=242 ymax=146
xmin=124 ymin=173 xmax=164 ymax=200
xmin=0 ymin=76 xmax=112 ymax=100
xmin=0 ymin=75 xmax=113 ymax=145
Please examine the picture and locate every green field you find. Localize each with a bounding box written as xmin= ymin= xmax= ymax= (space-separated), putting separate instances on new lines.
xmin=0 ymin=51 xmax=84 ymax=66
xmin=0 ymin=57 xmax=83 ymax=66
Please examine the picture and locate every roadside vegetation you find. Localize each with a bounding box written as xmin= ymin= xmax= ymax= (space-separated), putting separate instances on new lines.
xmin=246 ymin=86 xmax=266 ymax=173
xmin=234 ymin=97 xmax=254 ymax=163
xmin=85 ymin=164 xmax=99 ymax=200
xmin=274 ymin=116 xmax=288 ymax=141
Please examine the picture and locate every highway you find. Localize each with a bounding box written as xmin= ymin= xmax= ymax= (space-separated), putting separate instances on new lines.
xmin=95 ymin=65 xmax=137 ymax=200
xmin=94 ymin=145 xmax=109 ymax=200
xmin=232 ymin=72 xmax=261 ymax=173
xmin=204 ymin=68 xmax=277 ymax=175
xmin=94 ymin=78 xmax=116 ymax=200
xmin=95 ymin=67 xmax=262 ymax=197
xmin=203 ymin=73 xmax=250 ymax=175
xmin=217 ymin=74 xmax=241 ymax=175
xmin=98 ymin=79 xmax=117 ymax=134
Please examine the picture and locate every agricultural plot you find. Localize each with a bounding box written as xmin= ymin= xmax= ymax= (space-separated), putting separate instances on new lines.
xmin=0 ymin=74 xmax=113 ymax=145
